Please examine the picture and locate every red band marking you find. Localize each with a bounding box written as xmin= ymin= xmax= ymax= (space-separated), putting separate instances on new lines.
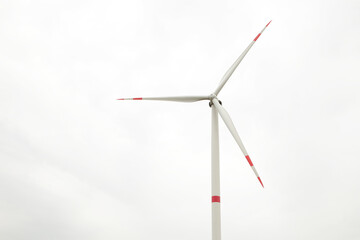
xmin=117 ymin=98 xmax=124 ymax=100
xmin=133 ymin=98 xmax=143 ymax=100
xmin=254 ymin=33 xmax=261 ymax=41
xmin=258 ymin=177 xmax=264 ymax=188
xmin=266 ymin=20 xmax=272 ymax=27
xmin=245 ymin=155 xmax=253 ymax=166
xmin=212 ymin=196 xmax=220 ymax=203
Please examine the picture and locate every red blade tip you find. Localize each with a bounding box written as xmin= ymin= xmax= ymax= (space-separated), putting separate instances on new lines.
xmin=116 ymin=98 xmax=143 ymax=100
xmin=266 ymin=20 xmax=272 ymax=27
xmin=258 ymin=177 xmax=264 ymax=188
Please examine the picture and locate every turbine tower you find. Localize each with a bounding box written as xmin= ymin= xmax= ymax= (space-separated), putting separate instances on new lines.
xmin=118 ymin=20 xmax=271 ymax=240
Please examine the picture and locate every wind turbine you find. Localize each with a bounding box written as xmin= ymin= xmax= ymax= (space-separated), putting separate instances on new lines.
xmin=118 ymin=20 xmax=271 ymax=240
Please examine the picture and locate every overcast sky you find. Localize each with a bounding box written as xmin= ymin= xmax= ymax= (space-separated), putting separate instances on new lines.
xmin=1 ymin=0 xmax=360 ymax=239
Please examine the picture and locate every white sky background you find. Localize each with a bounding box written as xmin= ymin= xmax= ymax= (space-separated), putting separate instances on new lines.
xmin=1 ymin=0 xmax=360 ymax=239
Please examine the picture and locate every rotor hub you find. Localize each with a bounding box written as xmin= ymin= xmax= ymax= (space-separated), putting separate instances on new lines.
xmin=209 ymin=95 xmax=222 ymax=107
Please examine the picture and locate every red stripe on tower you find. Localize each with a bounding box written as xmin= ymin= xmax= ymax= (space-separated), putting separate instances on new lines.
xmin=254 ymin=33 xmax=261 ymax=41
xmin=245 ymin=155 xmax=253 ymax=166
xmin=212 ymin=196 xmax=220 ymax=203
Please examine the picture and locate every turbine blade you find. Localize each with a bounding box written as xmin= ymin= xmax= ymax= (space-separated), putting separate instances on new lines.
xmin=213 ymin=20 xmax=272 ymax=96
xmin=117 ymin=95 xmax=210 ymax=102
xmin=212 ymin=98 xmax=264 ymax=187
